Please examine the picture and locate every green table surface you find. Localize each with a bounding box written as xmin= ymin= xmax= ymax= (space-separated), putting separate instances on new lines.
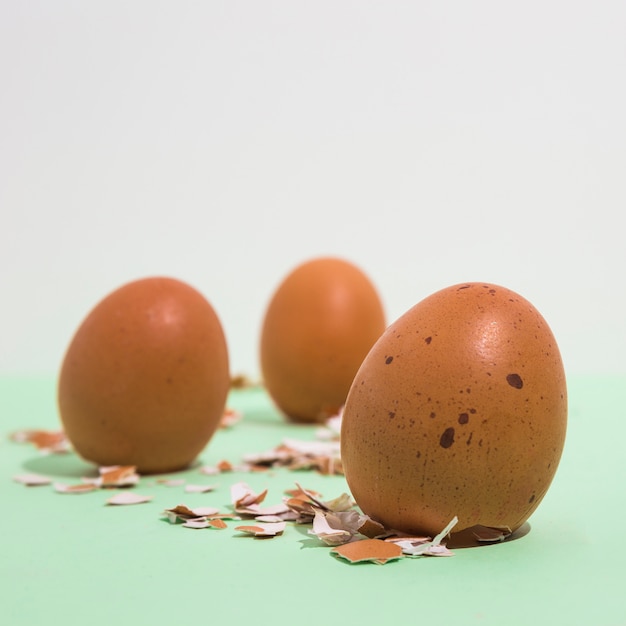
xmin=1 ymin=375 xmax=625 ymax=626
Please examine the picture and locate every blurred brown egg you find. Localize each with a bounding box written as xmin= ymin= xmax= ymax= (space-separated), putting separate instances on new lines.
xmin=341 ymin=282 xmax=567 ymax=539
xmin=58 ymin=277 xmax=230 ymax=474
xmin=260 ymin=257 xmax=386 ymax=423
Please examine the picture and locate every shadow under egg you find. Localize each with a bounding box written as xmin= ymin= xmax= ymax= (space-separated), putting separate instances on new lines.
xmin=22 ymin=452 xmax=98 ymax=479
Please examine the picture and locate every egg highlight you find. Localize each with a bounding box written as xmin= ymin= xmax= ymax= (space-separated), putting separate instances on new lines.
xmin=341 ymin=282 xmax=567 ymax=540
xmin=57 ymin=276 xmax=230 ymax=474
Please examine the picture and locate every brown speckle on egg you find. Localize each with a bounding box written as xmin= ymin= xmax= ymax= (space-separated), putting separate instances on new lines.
xmin=439 ymin=427 xmax=456 ymax=448
xmin=507 ymin=373 xmax=524 ymax=389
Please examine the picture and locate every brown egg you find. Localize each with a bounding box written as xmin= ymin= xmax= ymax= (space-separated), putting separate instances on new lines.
xmin=260 ymin=257 xmax=386 ymax=423
xmin=58 ymin=277 xmax=230 ymax=474
xmin=341 ymin=282 xmax=567 ymax=539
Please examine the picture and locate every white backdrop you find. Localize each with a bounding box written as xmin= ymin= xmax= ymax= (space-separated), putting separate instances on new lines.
xmin=1 ymin=1 xmax=624 ymax=379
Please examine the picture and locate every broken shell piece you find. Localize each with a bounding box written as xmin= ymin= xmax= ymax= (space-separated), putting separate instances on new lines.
xmin=319 ymin=492 xmax=354 ymax=513
xmin=425 ymin=544 xmax=454 ymax=556
xmin=106 ymin=492 xmax=153 ymax=505
xmin=180 ymin=517 xmax=231 ymax=529
xmin=284 ymin=496 xmax=317 ymax=522
xmin=157 ymin=478 xmax=186 ymax=487
xmin=207 ymin=518 xmax=228 ymax=529
xmin=163 ymin=504 xmax=222 ymax=523
xmin=189 ymin=506 xmax=223 ymax=517
xmin=242 ymin=447 xmax=293 ymax=467
xmin=284 ymin=486 xmax=323 ymax=499
xmin=251 ymin=502 xmax=292 ymax=517
xmin=284 ymin=487 xmax=329 ymax=522
xmin=309 ymin=510 xmax=359 ymax=546
xmin=290 ymin=483 xmax=329 ymax=510
xmin=235 ymin=521 xmax=286 ymax=537
xmin=10 ymin=429 xmax=71 ymax=454
xmin=198 ymin=459 xmax=239 ymax=475
xmin=308 ymin=455 xmax=343 ymax=475
xmin=230 ymin=482 xmax=268 ymax=511
xmin=331 ymin=539 xmax=403 ymax=565
xmin=391 ymin=538 xmax=454 ymax=557
xmin=85 ymin=465 xmax=140 ymax=488
xmin=230 ymin=482 xmax=291 ymax=518
xmin=13 ymin=473 xmax=52 ymax=486
xmin=182 ymin=518 xmax=212 ymax=529
xmin=220 ymin=408 xmax=242 ymax=429
xmin=387 ymin=516 xmax=458 ymax=557
xmin=308 ymin=509 xmax=385 ymax=546
xmin=282 ymin=438 xmax=343 ymax=475
xmin=54 ymin=482 xmax=98 ymax=494
xmin=357 ymin=516 xmax=388 ymax=539
xmin=164 ymin=504 xmax=200 ymax=521
xmin=242 ymin=437 xmax=343 ymax=476
xmin=291 ymin=483 xmax=353 ymax=513
xmin=432 ymin=516 xmax=459 ymax=544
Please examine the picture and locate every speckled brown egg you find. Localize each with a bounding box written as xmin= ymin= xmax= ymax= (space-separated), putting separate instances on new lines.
xmin=341 ymin=282 xmax=567 ymax=539
xmin=260 ymin=257 xmax=386 ymax=423
xmin=58 ymin=277 xmax=230 ymax=474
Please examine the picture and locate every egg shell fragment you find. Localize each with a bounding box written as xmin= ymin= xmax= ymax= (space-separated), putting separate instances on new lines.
xmin=58 ymin=277 xmax=230 ymax=474
xmin=341 ymin=282 xmax=567 ymax=538
xmin=260 ymin=257 xmax=386 ymax=423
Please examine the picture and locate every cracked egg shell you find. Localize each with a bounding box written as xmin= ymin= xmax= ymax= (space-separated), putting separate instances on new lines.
xmin=260 ymin=257 xmax=386 ymax=423
xmin=341 ymin=282 xmax=567 ymax=538
xmin=58 ymin=277 xmax=230 ymax=474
